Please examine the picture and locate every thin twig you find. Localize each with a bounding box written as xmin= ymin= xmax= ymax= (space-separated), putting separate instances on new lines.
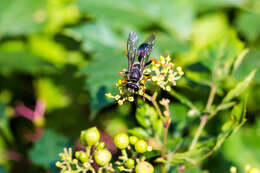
xmin=189 ymin=83 xmax=217 ymax=150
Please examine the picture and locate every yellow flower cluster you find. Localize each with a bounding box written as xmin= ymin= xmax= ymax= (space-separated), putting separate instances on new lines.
xmin=146 ymin=55 xmax=184 ymax=91
xmin=105 ymin=92 xmax=134 ymax=105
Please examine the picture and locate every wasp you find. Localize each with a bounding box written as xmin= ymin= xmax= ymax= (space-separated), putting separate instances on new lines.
xmin=119 ymin=32 xmax=156 ymax=94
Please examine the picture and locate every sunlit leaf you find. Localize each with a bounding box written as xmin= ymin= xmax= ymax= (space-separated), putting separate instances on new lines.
xmin=128 ymin=127 xmax=150 ymax=139
xmin=223 ymin=70 xmax=256 ymax=103
xmin=0 ymin=0 xmax=47 ymax=36
xmin=77 ymin=0 xmax=194 ymax=39
xmin=0 ymin=51 xmax=56 ymax=75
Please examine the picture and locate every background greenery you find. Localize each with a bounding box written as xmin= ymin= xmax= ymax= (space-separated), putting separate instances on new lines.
xmin=0 ymin=0 xmax=259 ymax=172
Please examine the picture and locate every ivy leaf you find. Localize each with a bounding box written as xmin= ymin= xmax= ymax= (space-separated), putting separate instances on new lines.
xmin=0 ymin=0 xmax=46 ymax=36
xmin=223 ymin=70 xmax=256 ymax=103
xmin=29 ymin=129 xmax=70 ymax=170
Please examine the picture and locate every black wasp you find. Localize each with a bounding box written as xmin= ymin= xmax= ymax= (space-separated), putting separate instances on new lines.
xmin=119 ymin=32 xmax=155 ymax=94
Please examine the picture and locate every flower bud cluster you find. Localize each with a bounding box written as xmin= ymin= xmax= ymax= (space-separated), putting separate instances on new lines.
xmin=56 ymin=127 xmax=154 ymax=173
xmin=113 ymin=133 xmax=153 ymax=172
xmin=56 ymin=127 xmax=114 ymax=173
xmin=105 ymin=92 xmax=134 ymax=106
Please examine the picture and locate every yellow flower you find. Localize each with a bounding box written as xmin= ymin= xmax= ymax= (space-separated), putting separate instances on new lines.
xmin=115 ymin=95 xmax=120 ymax=100
xmin=105 ymin=93 xmax=113 ymax=98
xmin=166 ymin=86 xmax=171 ymax=91
xmin=118 ymin=100 xmax=124 ymax=105
xmin=128 ymin=97 xmax=134 ymax=102
xmin=176 ymin=66 xmax=182 ymax=72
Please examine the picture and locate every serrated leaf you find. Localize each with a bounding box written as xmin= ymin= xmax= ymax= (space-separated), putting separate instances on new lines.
xmin=128 ymin=127 xmax=150 ymax=139
xmin=0 ymin=0 xmax=46 ymax=36
xmin=29 ymin=129 xmax=70 ymax=170
xmin=223 ymin=70 xmax=256 ymax=103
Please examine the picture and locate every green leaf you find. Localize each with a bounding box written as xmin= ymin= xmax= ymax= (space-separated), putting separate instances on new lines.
xmin=67 ymin=23 xmax=126 ymax=116
xmin=170 ymin=140 xmax=215 ymax=166
xmin=232 ymin=48 xmax=249 ymax=75
xmin=128 ymin=127 xmax=150 ymax=139
xmin=223 ymin=70 xmax=256 ymax=103
xmin=0 ymin=0 xmax=46 ymax=36
xmin=0 ymin=51 xmax=56 ymax=75
xmin=234 ymin=50 xmax=260 ymax=83
xmin=236 ymin=11 xmax=260 ymax=42
xmin=29 ymin=129 xmax=70 ymax=170
xmin=170 ymin=91 xmax=200 ymax=115
xmin=0 ymin=166 xmax=8 ymax=173
xmin=0 ymin=102 xmax=13 ymax=142
xmin=77 ymin=0 xmax=194 ymax=39
xmin=222 ymin=120 xmax=260 ymax=170
xmin=143 ymin=150 xmax=161 ymax=159
xmin=198 ymin=31 xmax=244 ymax=80
xmin=136 ymin=100 xmax=163 ymax=137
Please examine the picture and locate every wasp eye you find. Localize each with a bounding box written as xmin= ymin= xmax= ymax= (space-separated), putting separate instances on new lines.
xmin=134 ymin=85 xmax=139 ymax=92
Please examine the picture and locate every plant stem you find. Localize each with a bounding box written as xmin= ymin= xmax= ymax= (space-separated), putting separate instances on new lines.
xmin=189 ymin=83 xmax=216 ymax=150
xmin=162 ymin=118 xmax=170 ymax=158
xmin=144 ymin=92 xmax=167 ymax=173
xmin=189 ymin=115 xmax=208 ymax=150
xmin=144 ymin=92 xmax=163 ymax=120
xmin=205 ymin=83 xmax=216 ymax=112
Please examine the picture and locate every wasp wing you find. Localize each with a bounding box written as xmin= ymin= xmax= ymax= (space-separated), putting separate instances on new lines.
xmin=127 ymin=32 xmax=138 ymax=72
xmin=139 ymin=33 xmax=155 ymax=72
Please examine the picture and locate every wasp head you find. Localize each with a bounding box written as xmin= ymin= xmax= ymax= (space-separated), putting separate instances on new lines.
xmin=126 ymin=83 xmax=139 ymax=93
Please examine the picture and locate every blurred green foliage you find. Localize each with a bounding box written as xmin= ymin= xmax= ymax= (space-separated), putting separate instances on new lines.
xmin=0 ymin=0 xmax=260 ymax=172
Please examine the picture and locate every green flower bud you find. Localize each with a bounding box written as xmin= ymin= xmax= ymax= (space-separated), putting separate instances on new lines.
xmin=135 ymin=140 xmax=148 ymax=153
xmin=135 ymin=161 xmax=154 ymax=173
xmin=94 ymin=149 xmax=112 ymax=166
xmin=96 ymin=142 xmax=106 ymax=150
xmin=114 ymin=133 xmax=129 ymax=149
xmin=79 ymin=152 xmax=88 ymax=163
xmin=125 ymin=158 xmax=135 ymax=169
xmin=75 ymin=151 xmax=81 ymax=159
xmin=129 ymin=136 xmax=138 ymax=145
xmin=80 ymin=127 xmax=100 ymax=146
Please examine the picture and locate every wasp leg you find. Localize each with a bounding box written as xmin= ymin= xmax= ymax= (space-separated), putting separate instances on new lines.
xmin=139 ymin=84 xmax=146 ymax=101
xmin=143 ymin=74 xmax=153 ymax=78
xmin=119 ymin=71 xmax=128 ymax=79
xmin=145 ymin=58 xmax=157 ymax=67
